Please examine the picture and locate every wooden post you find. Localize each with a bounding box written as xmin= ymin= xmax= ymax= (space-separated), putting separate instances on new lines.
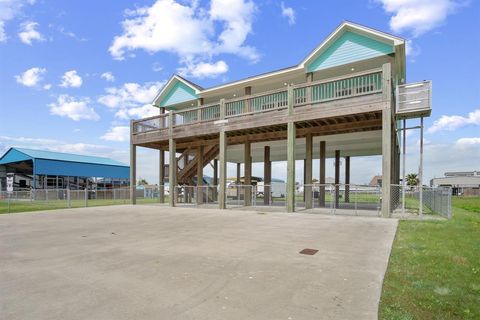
xmin=286 ymin=85 xmax=295 ymax=213
xmin=219 ymin=131 xmax=227 ymax=209
xmin=335 ymin=150 xmax=340 ymax=208
xmin=197 ymin=145 xmax=204 ymax=204
xmin=305 ymin=133 xmax=313 ymax=209
xmin=244 ymin=86 xmax=252 ymax=113
xmin=213 ymin=159 xmax=218 ymax=201
xmin=264 ymin=146 xmax=271 ymax=205
xmin=218 ymin=99 xmax=227 ymax=210
xmin=168 ymin=112 xmax=176 ymax=207
xmin=236 ymin=162 xmax=241 ymax=200
xmin=381 ymin=62 xmax=392 ymax=217
xmin=306 ymin=72 xmax=313 ymax=104
xmin=159 ymin=150 xmax=165 ymax=203
xmin=319 ymin=141 xmax=326 ymax=207
xmin=345 ymin=156 xmax=350 ymax=203
xmin=244 ymin=141 xmax=252 ymax=206
xmin=130 ymin=120 xmax=136 ymax=205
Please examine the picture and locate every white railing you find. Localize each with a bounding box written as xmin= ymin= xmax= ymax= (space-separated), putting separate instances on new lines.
xmin=396 ymin=81 xmax=431 ymax=116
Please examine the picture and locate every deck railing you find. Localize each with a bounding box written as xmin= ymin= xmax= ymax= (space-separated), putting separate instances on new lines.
xmin=132 ymin=69 xmax=384 ymax=134
xmin=133 ymin=113 xmax=169 ymax=133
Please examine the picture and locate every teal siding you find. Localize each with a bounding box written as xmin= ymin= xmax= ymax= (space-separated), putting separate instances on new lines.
xmin=160 ymin=81 xmax=198 ymax=107
xmin=307 ymin=31 xmax=394 ymax=72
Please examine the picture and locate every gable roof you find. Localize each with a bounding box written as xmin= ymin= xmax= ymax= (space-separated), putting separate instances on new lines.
xmin=0 ymin=147 xmax=128 ymax=167
xmin=152 ymin=74 xmax=203 ymax=108
xmin=151 ymin=21 xmax=405 ymax=106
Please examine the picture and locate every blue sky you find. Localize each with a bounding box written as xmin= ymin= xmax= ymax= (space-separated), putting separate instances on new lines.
xmin=0 ymin=0 xmax=479 ymax=184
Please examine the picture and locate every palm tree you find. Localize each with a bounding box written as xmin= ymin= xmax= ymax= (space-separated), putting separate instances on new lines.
xmin=406 ymin=173 xmax=419 ymax=186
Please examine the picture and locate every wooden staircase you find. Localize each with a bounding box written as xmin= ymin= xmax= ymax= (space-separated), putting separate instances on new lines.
xmin=177 ymin=145 xmax=219 ymax=184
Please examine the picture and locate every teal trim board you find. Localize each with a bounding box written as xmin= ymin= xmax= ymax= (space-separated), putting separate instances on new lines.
xmin=307 ymin=31 xmax=394 ymax=72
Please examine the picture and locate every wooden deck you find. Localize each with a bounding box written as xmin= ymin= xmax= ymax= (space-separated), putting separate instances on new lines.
xmin=132 ymin=69 xmax=387 ymax=151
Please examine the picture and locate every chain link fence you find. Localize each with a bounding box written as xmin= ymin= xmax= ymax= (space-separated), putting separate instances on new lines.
xmin=0 ymin=187 xmax=170 ymax=214
xmin=391 ymin=184 xmax=452 ymax=218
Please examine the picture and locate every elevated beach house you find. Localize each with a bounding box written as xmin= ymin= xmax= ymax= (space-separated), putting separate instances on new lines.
xmin=130 ymin=21 xmax=431 ymax=216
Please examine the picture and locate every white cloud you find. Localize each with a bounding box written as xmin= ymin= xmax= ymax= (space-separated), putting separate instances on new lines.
xmin=109 ymin=0 xmax=258 ymax=78
xmin=98 ymin=81 xmax=164 ymax=109
xmin=60 ymin=70 xmax=83 ymax=88
xmin=178 ymin=60 xmax=228 ymax=78
xmin=115 ymin=104 xmax=160 ymax=120
xmin=377 ymin=0 xmax=463 ymax=37
xmin=15 ymin=67 xmax=46 ymax=87
xmin=18 ymin=21 xmax=44 ymax=45
xmin=209 ymin=0 xmax=258 ymax=60
xmin=0 ymin=0 xmax=35 ymax=43
xmin=43 ymin=83 xmax=52 ymax=90
xmin=49 ymin=95 xmax=100 ymax=121
xmin=98 ymin=81 xmax=164 ymax=120
xmin=280 ymin=2 xmax=296 ymax=25
xmin=101 ymin=126 xmax=130 ymax=142
xmin=428 ymin=109 xmax=480 ymax=133
xmin=101 ymin=72 xmax=115 ymax=82
xmin=456 ymin=137 xmax=480 ymax=147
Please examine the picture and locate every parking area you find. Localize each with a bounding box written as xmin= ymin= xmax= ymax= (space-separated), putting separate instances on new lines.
xmin=0 ymin=205 xmax=397 ymax=320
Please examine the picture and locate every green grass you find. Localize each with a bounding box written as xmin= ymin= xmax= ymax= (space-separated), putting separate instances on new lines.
xmin=379 ymin=197 xmax=480 ymax=319
xmin=0 ymin=197 xmax=164 ymax=214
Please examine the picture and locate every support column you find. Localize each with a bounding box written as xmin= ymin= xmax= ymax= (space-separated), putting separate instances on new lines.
xmin=236 ymin=162 xmax=241 ymax=200
xmin=334 ymin=150 xmax=340 ymax=208
xmin=218 ymin=99 xmax=227 ymax=210
xmin=305 ymin=133 xmax=313 ymax=209
xmin=197 ymin=145 xmax=204 ymax=204
xmin=159 ymin=150 xmax=165 ymax=203
xmin=381 ymin=62 xmax=392 ymax=217
xmin=168 ymin=113 xmax=176 ymax=207
xmin=319 ymin=141 xmax=326 ymax=207
xmin=263 ymin=146 xmax=271 ymax=205
xmin=159 ymin=108 xmax=165 ymax=203
xmin=129 ymin=120 xmax=136 ymax=205
xmin=286 ymin=85 xmax=296 ymax=213
xmin=345 ymin=156 xmax=350 ymax=203
xmin=213 ymin=159 xmax=218 ymax=201
xmin=244 ymin=141 xmax=252 ymax=206
xmin=219 ymin=130 xmax=227 ymax=209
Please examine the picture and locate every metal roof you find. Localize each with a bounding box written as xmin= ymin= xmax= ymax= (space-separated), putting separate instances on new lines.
xmin=0 ymin=147 xmax=128 ymax=167
xmin=0 ymin=147 xmax=129 ymax=179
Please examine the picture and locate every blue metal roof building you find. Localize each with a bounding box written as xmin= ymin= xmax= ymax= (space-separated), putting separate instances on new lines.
xmin=0 ymin=147 xmax=129 ymax=190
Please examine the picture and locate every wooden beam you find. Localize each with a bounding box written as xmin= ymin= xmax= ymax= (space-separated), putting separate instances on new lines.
xmin=345 ymin=156 xmax=350 ymax=203
xmin=381 ymin=62 xmax=392 ymax=217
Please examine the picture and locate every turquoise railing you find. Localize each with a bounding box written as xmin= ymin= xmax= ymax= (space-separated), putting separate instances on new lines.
xmin=132 ymin=70 xmax=384 ymax=132
xmin=310 ymin=71 xmax=382 ymax=104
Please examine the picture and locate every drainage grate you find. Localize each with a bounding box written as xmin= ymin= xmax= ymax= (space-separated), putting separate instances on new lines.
xmin=299 ymin=248 xmax=318 ymax=255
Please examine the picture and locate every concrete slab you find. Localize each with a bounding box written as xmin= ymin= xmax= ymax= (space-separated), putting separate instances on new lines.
xmin=0 ymin=205 xmax=397 ymax=320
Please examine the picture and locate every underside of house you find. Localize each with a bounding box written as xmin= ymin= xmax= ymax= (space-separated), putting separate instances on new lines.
xmin=130 ymin=21 xmax=431 ymax=216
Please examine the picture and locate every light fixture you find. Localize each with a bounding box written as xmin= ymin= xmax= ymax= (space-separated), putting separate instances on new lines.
xmin=351 ymin=67 xmax=355 ymax=71
xmin=233 ymin=94 xmax=236 ymax=97
xmin=284 ymin=82 xmax=288 ymax=86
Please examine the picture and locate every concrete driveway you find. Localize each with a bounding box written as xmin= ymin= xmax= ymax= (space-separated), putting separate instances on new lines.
xmin=0 ymin=205 xmax=397 ymax=320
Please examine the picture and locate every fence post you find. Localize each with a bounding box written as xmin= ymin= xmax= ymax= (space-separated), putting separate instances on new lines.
xmin=84 ymin=188 xmax=88 ymax=207
xmin=67 ymin=189 xmax=71 ymax=208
